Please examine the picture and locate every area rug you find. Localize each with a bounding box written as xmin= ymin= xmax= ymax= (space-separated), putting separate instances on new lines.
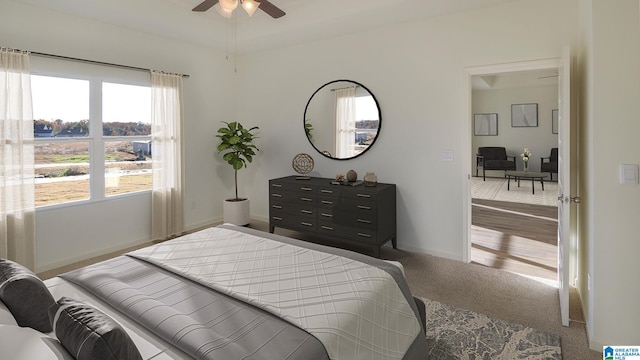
xmin=423 ymin=298 xmax=562 ymax=359
xmin=471 ymin=176 xmax=558 ymax=207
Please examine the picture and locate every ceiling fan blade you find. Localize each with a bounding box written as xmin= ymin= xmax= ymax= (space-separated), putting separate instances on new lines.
xmin=258 ymin=0 xmax=286 ymax=18
xmin=192 ymin=0 xmax=219 ymax=12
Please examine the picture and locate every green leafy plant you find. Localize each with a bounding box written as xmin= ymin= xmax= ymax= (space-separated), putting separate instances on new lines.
xmin=216 ymin=121 xmax=260 ymax=201
xmin=305 ymin=122 xmax=314 ymax=141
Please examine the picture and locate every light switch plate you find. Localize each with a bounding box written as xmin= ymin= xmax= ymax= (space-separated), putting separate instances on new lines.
xmin=619 ymin=164 xmax=639 ymax=184
xmin=440 ymin=150 xmax=453 ymax=161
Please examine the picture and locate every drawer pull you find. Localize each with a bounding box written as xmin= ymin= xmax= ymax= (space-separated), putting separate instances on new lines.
xmin=321 ymin=213 xmax=333 ymax=218
xmin=272 ymin=205 xmax=282 ymax=209
xmin=357 ymin=219 xmax=371 ymax=224
xmin=271 ymin=183 xmax=282 ymax=187
xmin=272 ymin=193 xmax=282 ymax=198
xmin=272 ymin=216 xmax=283 ymax=221
xmin=321 ymin=226 xmax=334 ymax=231
xmin=321 ymin=189 xmax=333 ymax=194
xmin=321 ymin=200 xmax=333 ymax=205
xmin=301 ymin=187 xmax=313 ymax=191
xmin=357 ymin=205 xmax=372 ymax=210
xmin=357 ymin=232 xmax=372 ymax=238
xmin=301 ymin=210 xmax=312 ymax=214
xmin=357 ymin=194 xmax=371 ymax=198
xmin=301 ymin=197 xmax=313 ymax=202
xmin=301 ymin=222 xmax=313 ymax=227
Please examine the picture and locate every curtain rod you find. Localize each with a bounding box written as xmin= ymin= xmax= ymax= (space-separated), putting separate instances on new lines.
xmin=30 ymin=51 xmax=189 ymax=78
xmin=330 ymin=85 xmax=360 ymax=91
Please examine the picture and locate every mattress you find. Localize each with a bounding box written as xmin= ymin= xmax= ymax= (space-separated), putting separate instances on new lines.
xmin=55 ymin=225 xmax=428 ymax=359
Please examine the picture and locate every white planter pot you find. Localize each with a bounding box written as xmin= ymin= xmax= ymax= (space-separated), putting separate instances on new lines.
xmin=223 ymin=198 xmax=250 ymax=226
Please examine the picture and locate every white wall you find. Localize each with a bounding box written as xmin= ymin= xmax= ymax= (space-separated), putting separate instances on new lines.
xmin=0 ymin=1 xmax=234 ymax=271
xmin=577 ymin=0 xmax=640 ymax=349
xmin=235 ymin=0 xmax=578 ymax=260
xmin=472 ymin=85 xmax=559 ymax=173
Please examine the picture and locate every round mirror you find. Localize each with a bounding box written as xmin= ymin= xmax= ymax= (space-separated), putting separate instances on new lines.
xmin=303 ymin=80 xmax=381 ymax=160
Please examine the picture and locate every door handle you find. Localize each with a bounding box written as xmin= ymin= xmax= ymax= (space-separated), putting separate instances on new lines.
xmin=558 ymin=195 xmax=582 ymax=203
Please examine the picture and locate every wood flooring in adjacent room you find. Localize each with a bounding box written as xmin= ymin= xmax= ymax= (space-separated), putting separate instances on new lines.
xmin=471 ymin=176 xmax=559 ymax=284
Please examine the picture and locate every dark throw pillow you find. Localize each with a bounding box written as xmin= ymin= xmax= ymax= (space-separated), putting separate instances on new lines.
xmin=49 ymin=297 xmax=142 ymax=360
xmin=0 ymin=258 xmax=55 ymax=332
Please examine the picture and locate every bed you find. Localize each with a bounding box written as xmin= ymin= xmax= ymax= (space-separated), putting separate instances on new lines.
xmin=1 ymin=224 xmax=428 ymax=359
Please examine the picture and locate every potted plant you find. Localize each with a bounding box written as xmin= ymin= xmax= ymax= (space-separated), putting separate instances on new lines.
xmin=216 ymin=121 xmax=260 ymax=225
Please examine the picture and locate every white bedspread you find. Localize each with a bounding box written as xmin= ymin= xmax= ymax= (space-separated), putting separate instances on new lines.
xmin=129 ymin=226 xmax=421 ymax=360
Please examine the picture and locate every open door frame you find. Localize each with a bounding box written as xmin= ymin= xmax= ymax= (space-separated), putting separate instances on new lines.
xmin=462 ymin=56 xmax=574 ymax=326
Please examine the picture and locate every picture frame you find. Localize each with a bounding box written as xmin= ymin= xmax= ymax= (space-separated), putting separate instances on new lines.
xmin=552 ymin=109 xmax=559 ymax=134
xmin=474 ymin=113 xmax=498 ymax=136
xmin=511 ymin=103 xmax=538 ymax=127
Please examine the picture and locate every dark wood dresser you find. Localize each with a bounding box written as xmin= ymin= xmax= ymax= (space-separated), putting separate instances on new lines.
xmin=268 ymin=176 xmax=396 ymax=257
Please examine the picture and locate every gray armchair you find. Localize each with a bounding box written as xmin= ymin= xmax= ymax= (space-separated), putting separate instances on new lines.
xmin=477 ymin=147 xmax=516 ymax=180
xmin=540 ymin=147 xmax=558 ymax=180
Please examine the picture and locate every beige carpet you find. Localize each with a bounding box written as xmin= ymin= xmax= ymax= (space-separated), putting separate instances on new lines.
xmin=471 ymin=176 xmax=558 ymax=207
xmin=380 ymin=248 xmax=601 ymax=360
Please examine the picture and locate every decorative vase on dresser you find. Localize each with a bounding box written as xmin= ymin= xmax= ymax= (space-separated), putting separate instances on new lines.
xmin=268 ymin=175 xmax=396 ymax=258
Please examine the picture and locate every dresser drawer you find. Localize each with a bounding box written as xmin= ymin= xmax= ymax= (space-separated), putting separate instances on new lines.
xmin=318 ymin=222 xmax=378 ymax=244
xmin=270 ymin=200 xmax=316 ymax=216
xmin=317 ymin=196 xmax=338 ymax=208
xmin=271 ymin=208 xmax=315 ymax=229
xmin=339 ymin=189 xmax=377 ymax=202
xmin=337 ymin=199 xmax=377 ymax=213
xmin=270 ymin=181 xmax=316 ymax=193
xmin=317 ymin=186 xmax=340 ymax=198
xmin=318 ymin=207 xmax=377 ymax=229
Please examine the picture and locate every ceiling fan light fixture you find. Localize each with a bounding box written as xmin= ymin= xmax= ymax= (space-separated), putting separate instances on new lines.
xmin=219 ymin=0 xmax=238 ymax=12
xmin=242 ymin=0 xmax=260 ymax=16
xmin=216 ymin=5 xmax=234 ymax=18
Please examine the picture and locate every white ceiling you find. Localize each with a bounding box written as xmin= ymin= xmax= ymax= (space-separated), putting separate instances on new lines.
xmin=17 ymin=0 xmax=555 ymax=88
xmin=17 ymin=0 xmax=517 ymax=54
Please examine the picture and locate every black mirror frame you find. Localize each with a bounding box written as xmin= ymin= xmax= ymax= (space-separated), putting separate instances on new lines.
xmin=303 ymin=79 xmax=382 ymax=160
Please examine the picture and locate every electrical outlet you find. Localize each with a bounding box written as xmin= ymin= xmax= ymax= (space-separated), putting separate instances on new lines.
xmin=588 ymin=273 xmax=591 ymax=291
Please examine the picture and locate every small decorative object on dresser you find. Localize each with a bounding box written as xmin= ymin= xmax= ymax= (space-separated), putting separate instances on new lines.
xmin=346 ymin=169 xmax=358 ymax=182
xmin=269 ymin=176 xmax=397 ymax=257
xmin=364 ymin=172 xmax=378 ymax=187
xmin=292 ymin=153 xmax=314 ymax=180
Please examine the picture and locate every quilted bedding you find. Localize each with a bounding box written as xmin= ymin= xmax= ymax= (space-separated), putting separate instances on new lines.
xmin=60 ymin=225 xmax=427 ymax=360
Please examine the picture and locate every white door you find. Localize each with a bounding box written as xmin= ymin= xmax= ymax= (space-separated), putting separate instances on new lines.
xmin=557 ymin=46 xmax=571 ymax=327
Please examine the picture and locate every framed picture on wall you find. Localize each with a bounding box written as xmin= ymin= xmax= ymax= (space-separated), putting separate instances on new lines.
xmin=474 ymin=113 xmax=498 ymax=136
xmin=511 ymin=103 xmax=538 ymax=127
xmin=552 ymin=109 xmax=559 ymax=134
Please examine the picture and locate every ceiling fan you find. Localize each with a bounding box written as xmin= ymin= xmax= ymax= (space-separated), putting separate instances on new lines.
xmin=193 ymin=0 xmax=286 ymax=19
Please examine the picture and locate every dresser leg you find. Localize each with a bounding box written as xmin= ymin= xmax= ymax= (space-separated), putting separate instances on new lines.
xmin=391 ymin=236 xmax=397 ymax=249
xmin=269 ymin=224 xmax=275 ymax=233
xmin=373 ymin=246 xmax=381 ymax=258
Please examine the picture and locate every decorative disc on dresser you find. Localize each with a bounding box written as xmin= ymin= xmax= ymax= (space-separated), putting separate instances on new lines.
xmin=292 ymin=153 xmax=314 ymax=179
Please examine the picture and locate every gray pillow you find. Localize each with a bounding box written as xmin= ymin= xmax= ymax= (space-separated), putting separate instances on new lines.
xmin=0 ymin=258 xmax=55 ymax=332
xmin=49 ymin=297 xmax=142 ymax=360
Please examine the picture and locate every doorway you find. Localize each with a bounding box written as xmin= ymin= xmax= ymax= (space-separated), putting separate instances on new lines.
xmin=463 ymin=60 xmax=560 ymax=285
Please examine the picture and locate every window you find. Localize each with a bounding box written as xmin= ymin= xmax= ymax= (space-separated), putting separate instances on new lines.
xmin=102 ymin=82 xmax=151 ymax=197
xmin=354 ymin=95 xmax=379 ymax=154
xmin=32 ymin=71 xmax=151 ymax=207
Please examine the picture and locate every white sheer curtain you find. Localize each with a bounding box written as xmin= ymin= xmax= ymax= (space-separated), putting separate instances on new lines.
xmin=150 ymin=71 xmax=184 ymax=241
xmin=335 ymin=86 xmax=356 ymax=158
xmin=0 ymin=48 xmax=35 ymax=270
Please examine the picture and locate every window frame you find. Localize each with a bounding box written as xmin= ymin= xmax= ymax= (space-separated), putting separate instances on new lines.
xmin=31 ymin=58 xmax=152 ymax=209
